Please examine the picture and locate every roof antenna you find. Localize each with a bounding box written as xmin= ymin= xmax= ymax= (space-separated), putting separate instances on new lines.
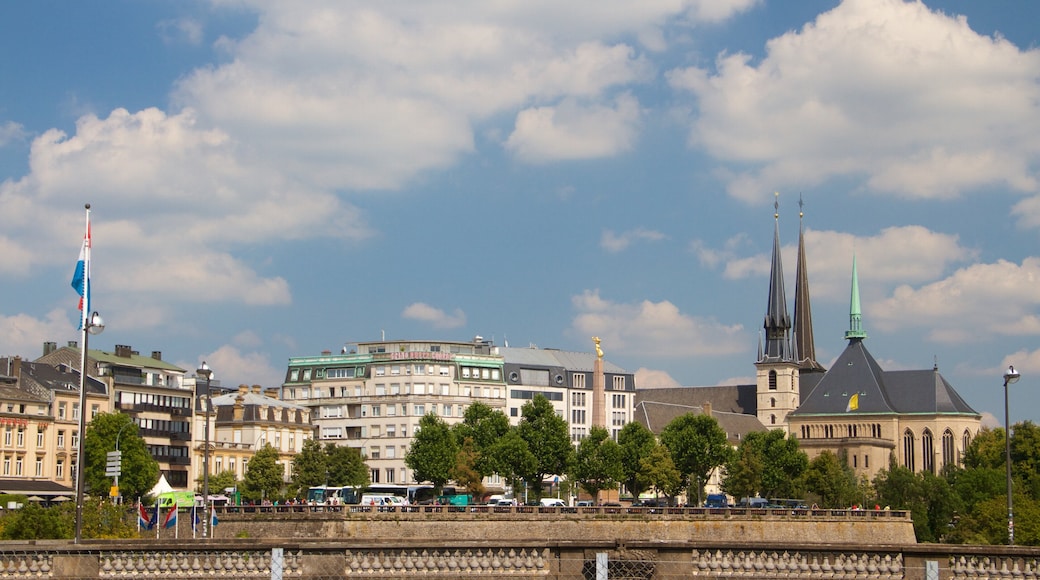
xmin=933 ymin=355 xmax=938 ymax=371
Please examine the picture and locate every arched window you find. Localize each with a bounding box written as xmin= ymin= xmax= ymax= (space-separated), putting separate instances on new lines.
xmin=963 ymin=430 xmax=972 ymax=454
xmin=903 ymin=430 xmax=916 ymax=472
xmin=770 ymin=414 xmax=776 ymax=425
xmin=770 ymin=397 xmax=776 ymax=408
xmin=768 ymin=370 xmax=777 ymax=390
xmin=922 ymin=429 xmax=934 ymax=474
xmin=942 ymin=429 xmax=955 ymax=468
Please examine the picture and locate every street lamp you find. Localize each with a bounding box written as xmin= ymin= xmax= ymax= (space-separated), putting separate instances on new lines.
xmin=197 ymin=362 xmax=213 ymax=539
xmin=74 ymin=310 xmax=104 ymax=544
xmin=1003 ymin=364 xmax=1020 ymax=545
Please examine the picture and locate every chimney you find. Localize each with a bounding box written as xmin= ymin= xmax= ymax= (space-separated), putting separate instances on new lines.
xmin=11 ymin=357 xmax=21 ymax=379
xmin=115 ymin=345 xmax=132 ymax=358
xmin=43 ymin=342 xmax=57 ymax=356
xmin=251 ymin=385 xmax=262 ymax=395
xmin=703 ymin=401 xmax=712 ymax=418
xmin=151 ymin=351 xmax=162 ymax=361
xmin=238 ymin=384 xmax=250 ymax=396
xmin=264 ymin=388 xmax=279 ymax=399
xmin=321 ymin=350 xmax=332 ymax=356
xmin=67 ymin=341 xmax=78 ymax=349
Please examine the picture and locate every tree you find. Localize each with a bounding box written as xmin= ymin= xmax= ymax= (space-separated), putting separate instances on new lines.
xmin=803 ymin=451 xmax=858 ymax=508
xmin=325 ymin=443 xmax=369 ymax=490
xmin=290 ymin=438 xmax=328 ymax=496
xmin=617 ymin=422 xmax=656 ymax=500
xmin=1 ymin=503 xmax=70 ymax=540
xmin=207 ymin=469 xmax=239 ymax=496
xmin=516 ymin=395 xmax=573 ymax=500
xmin=242 ymin=443 xmax=284 ymax=502
xmin=491 ymin=429 xmax=537 ymax=495
xmin=571 ymin=426 xmax=623 ymax=500
xmin=642 ymin=444 xmax=683 ymax=502
xmin=451 ymin=437 xmax=485 ymax=499
xmin=722 ymin=441 xmax=763 ymax=502
xmin=452 ymin=401 xmax=510 ymax=480
xmin=659 ymin=413 xmax=732 ymax=505
xmin=83 ymin=412 xmax=158 ymax=501
xmin=755 ymin=430 xmax=808 ymax=499
xmin=405 ymin=413 xmax=458 ymax=495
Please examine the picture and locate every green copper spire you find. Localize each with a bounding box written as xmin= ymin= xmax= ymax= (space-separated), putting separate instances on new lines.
xmin=845 ymin=254 xmax=867 ymax=340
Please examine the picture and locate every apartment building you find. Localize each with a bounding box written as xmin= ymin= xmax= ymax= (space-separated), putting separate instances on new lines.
xmin=193 ymin=384 xmax=314 ymax=487
xmin=282 ymin=338 xmax=507 ymax=486
xmin=0 ymin=356 xmax=109 ymax=497
xmin=282 ymin=337 xmax=637 ymax=489
xmin=37 ymin=342 xmax=193 ymax=488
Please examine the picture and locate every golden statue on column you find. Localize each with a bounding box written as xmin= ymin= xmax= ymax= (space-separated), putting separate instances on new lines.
xmin=592 ymin=336 xmax=604 ymax=359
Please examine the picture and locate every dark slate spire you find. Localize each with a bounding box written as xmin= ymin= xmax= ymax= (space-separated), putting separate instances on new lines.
xmin=793 ymin=197 xmax=824 ymax=372
xmin=761 ymin=193 xmax=792 ymax=362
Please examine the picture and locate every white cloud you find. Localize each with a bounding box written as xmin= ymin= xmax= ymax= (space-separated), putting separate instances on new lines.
xmin=570 ymin=289 xmax=745 ymax=357
xmin=0 ymin=309 xmax=75 ymax=359
xmin=634 ymin=367 xmax=682 ymax=389
xmin=157 ymin=18 xmax=204 ymax=46
xmin=0 ymin=121 xmax=27 ymax=147
xmin=710 ymin=225 xmax=975 ymax=303
xmin=402 ymin=302 xmax=467 ymax=329
xmin=872 ymin=258 xmax=1040 ymax=343
xmin=183 ymin=344 xmax=284 ymax=389
xmin=506 ymin=94 xmax=642 ymax=163
xmin=601 ymin=227 xmax=665 ymax=253
xmin=669 ymin=0 xmax=1040 ymax=202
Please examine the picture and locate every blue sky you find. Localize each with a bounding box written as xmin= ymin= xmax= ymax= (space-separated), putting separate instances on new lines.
xmin=2 ymin=0 xmax=1040 ymax=427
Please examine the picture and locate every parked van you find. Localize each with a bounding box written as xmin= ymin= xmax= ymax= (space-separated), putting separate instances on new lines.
xmin=360 ymin=494 xmax=402 ymax=507
xmin=539 ymin=498 xmax=566 ymax=507
xmin=704 ymin=494 xmax=729 ymax=508
xmin=736 ymin=497 xmax=768 ymax=508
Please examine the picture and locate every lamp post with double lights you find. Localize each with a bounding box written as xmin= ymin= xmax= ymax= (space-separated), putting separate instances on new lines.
xmin=197 ymin=362 xmax=213 ymax=539
xmin=1003 ymin=364 xmax=1021 ymax=545
xmin=73 ymin=310 xmax=104 ymax=544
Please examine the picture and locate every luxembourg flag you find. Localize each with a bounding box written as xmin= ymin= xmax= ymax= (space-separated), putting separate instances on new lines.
xmin=211 ymin=505 xmax=219 ymax=527
xmin=70 ymin=206 xmax=91 ymax=330
xmin=163 ymin=505 xmax=178 ymax=529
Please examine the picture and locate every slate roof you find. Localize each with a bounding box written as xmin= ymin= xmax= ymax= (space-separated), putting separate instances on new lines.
xmin=0 ymin=479 xmax=74 ymax=496
xmin=632 ymin=399 xmax=766 ymax=444
xmin=789 ymin=338 xmax=978 ymax=417
xmin=12 ymin=359 xmax=107 ymax=397
xmin=635 ymin=385 xmax=757 ymax=415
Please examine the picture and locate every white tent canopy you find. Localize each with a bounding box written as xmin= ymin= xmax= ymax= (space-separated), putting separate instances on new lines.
xmin=147 ymin=474 xmax=174 ymax=497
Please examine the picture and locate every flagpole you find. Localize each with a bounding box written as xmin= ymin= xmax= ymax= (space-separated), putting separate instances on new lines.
xmin=73 ymin=204 xmax=91 ymax=544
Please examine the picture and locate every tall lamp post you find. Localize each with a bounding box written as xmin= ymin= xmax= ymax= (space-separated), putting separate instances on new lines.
xmin=1003 ymin=364 xmax=1020 ymax=545
xmin=73 ymin=310 xmax=104 ymax=543
xmin=197 ymin=362 xmax=213 ymax=539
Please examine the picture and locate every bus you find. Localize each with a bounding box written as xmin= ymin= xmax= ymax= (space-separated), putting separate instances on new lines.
xmin=307 ymin=484 xmax=458 ymax=505
xmin=306 ymin=485 xmax=361 ymax=504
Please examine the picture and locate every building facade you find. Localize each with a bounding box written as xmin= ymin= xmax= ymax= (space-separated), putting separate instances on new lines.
xmin=194 ymin=384 xmax=314 ymax=488
xmin=37 ymin=342 xmax=193 ymax=488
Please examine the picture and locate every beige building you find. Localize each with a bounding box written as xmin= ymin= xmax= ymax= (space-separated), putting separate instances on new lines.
xmin=194 ymin=384 xmax=314 ymax=487
xmin=37 ymin=342 xmax=192 ymax=488
xmin=0 ymin=356 xmax=109 ymax=497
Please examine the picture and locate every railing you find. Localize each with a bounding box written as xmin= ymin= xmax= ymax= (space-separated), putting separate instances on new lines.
xmin=216 ymin=503 xmax=911 ymax=519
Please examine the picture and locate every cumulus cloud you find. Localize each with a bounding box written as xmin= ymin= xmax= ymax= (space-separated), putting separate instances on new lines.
xmin=402 ymin=302 xmax=467 ymax=329
xmin=570 ymin=289 xmax=745 ymax=357
xmin=157 ymin=18 xmax=204 ymax=46
xmin=0 ymin=309 xmax=76 ymax=358
xmin=183 ymin=344 xmax=284 ymax=389
xmin=0 ymin=121 xmax=27 ymax=147
xmin=669 ymin=0 xmax=1040 ymax=202
xmin=872 ymin=258 xmax=1040 ymax=343
xmin=705 ymin=225 xmax=975 ymax=303
xmin=506 ymin=94 xmax=643 ymax=163
xmin=601 ymin=227 xmax=665 ymax=253
xmin=634 ymin=367 xmax=682 ymax=389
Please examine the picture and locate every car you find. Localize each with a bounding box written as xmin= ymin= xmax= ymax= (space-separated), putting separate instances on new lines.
xmin=576 ymin=500 xmax=594 ymax=507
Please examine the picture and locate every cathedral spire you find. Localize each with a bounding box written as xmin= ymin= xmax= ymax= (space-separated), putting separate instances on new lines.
xmin=761 ymin=192 xmax=792 ymax=361
xmin=793 ymin=196 xmax=824 ymax=372
xmin=845 ymin=254 xmax=868 ymax=341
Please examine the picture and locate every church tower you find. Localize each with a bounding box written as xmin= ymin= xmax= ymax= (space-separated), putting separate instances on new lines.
xmin=756 ymin=193 xmax=800 ymax=430
xmin=793 ymin=197 xmax=825 ymax=374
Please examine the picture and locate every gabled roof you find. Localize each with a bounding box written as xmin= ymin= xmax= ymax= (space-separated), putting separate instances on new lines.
xmin=789 ymin=338 xmax=978 ymax=417
xmin=87 ymin=348 xmax=185 ymax=373
xmin=632 ymin=400 xmax=766 ymax=444
xmin=635 ymin=385 xmax=757 ymax=415
xmin=15 ymin=360 xmax=107 ymax=397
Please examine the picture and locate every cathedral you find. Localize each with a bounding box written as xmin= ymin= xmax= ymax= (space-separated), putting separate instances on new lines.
xmin=635 ymin=198 xmax=982 ymax=481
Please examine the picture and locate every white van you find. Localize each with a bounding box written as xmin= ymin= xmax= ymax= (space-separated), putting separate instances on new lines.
xmin=360 ymin=494 xmax=403 ymax=507
xmin=540 ymin=498 xmax=566 ymax=507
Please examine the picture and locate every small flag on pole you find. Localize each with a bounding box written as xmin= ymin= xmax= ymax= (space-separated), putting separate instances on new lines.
xmin=845 ymin=393 xmax=859 ymax=412
xmin=70 ymin=208 xmax=91 ymax=330
xmin=138 ymin=502 xmax=154 ymax=530
xmin=211 ymin=505 xmax=219 ymax=527
xmin=192 ymin=505 xmax=200 ymax=533
xmin=163 ymin=505 xmax=178 ymax=529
